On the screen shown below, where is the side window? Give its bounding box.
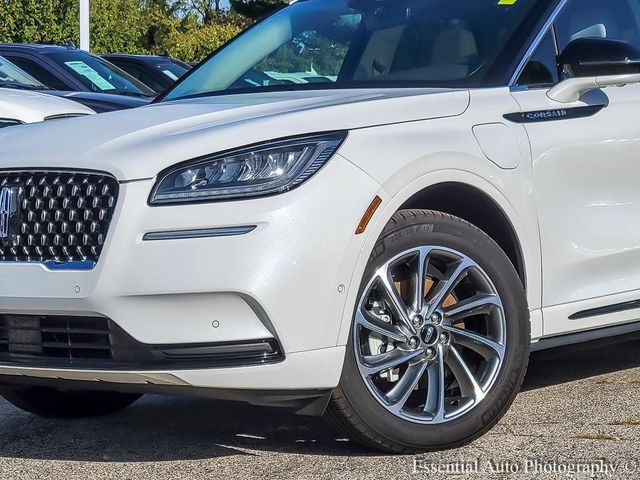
[114,62,163,91]
[4,56,69,90]
[516,31,559,87]
[555,0,640,54]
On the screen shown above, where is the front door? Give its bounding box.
[511,0,640,335]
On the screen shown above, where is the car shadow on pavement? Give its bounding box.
[523,331,640,391]
[1,331,640,462]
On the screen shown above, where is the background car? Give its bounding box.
[101,54,191,93]
[0,87,94,129]
[0,44,156,100]
[0,54,149,113]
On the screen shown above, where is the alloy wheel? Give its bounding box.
[353,246,506,424]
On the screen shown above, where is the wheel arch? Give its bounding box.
[337,169,541,347]
[399,182,526,288]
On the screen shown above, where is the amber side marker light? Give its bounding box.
[356,196,383,235]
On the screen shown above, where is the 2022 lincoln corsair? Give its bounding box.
[1,0,640,453]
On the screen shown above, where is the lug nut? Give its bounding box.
[439,332,450,344]
[430,312,442,324]
[408,337,420,349]
[426,347,436,360]
[412,314,424,328]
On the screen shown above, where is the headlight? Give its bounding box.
[149,132,347,204]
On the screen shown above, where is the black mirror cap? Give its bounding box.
[559,37,640,77]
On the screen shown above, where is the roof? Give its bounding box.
[0,43,80,53]
[102,54,171,60]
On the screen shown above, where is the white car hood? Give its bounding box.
[0,88,469,181]
[0,88,94,124]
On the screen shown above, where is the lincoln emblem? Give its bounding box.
[0,186,19,240]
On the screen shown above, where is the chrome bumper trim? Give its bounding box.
[143,225,256,241]
[0,365,189,386]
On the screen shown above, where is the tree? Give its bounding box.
[0,0,78,44]
[165,16,243,61]
[0,0,251,62]
[89,0,147,53]
[230,0,287,20]
[183,0,224,25]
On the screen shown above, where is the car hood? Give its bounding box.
[0,88,95,123]
[0,88,469,181]
[45,91,152,112]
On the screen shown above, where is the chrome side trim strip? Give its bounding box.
[143,225,257,241]
[508,0,569,86]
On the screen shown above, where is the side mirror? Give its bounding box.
[548,38,640,103]
[559,37,640,77]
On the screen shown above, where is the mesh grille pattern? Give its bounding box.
[0,315,112,362]
[0,171,118,264]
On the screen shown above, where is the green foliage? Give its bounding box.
[164,15,245,62]
[0,0,78,44]
[257,31,348,76]
[90,0,148,54]
[229,0,288,20]
[0,0,256,61]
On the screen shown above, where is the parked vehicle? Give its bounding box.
[101,54,191,93]
[0,54,149,113]
[1,0,639,453]
[0,87,94,128]
[0,44,155,100]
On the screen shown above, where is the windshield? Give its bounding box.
[45,50,155,97]
[164,0,548,101]
[0,55,45,89]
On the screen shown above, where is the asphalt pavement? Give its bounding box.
[1,333,640,479]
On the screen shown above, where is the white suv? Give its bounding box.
[0,0,638,453]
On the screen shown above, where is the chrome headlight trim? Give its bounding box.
[149,132,347,205]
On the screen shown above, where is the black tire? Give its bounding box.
[1,387,142,418]
[327,209,530,453]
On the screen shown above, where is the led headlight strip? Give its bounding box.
[149,132,347,205]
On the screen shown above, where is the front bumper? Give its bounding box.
[0,154,381,391]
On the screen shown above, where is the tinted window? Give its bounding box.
[155,62,188,81]
[111,61,165,92]
[0,56,45,88]
[44,51,155,96]
[555,0,640,52]
[516,31,559,86]
[4,56,69,90]
[164,0,548,101]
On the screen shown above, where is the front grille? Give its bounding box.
[0,171,119,264]
[0,314,284,369]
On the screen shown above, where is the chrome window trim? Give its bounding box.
[508,0,569,87]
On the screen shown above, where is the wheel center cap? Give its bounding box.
[421,325,439,346]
